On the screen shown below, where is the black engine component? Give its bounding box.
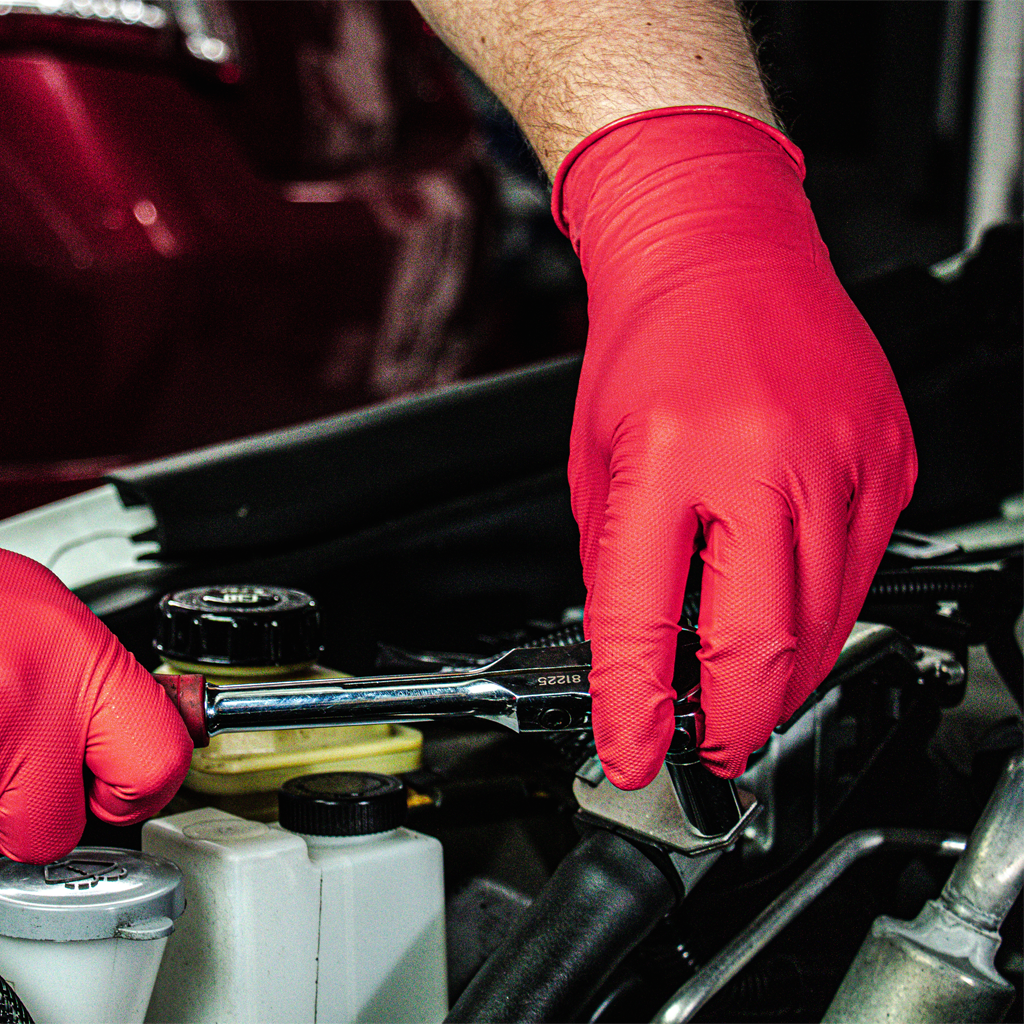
[446,830,678,1023]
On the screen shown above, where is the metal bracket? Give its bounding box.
[573,758,759,858]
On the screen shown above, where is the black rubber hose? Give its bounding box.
[445,830,679,1023]
[865,569,994,601]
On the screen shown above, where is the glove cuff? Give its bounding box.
[550,105,805,239]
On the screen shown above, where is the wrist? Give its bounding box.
[550,106,818,282]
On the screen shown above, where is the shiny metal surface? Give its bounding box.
[0,846,184,941]
[202,642,594,737]
[207,674,519,733]
[821,750,1022,1024]
[941,748,1024,930]
[821,901,1014,1024]
[651,829,968,1024]
[665,705,746,837]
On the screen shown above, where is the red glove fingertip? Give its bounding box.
[591,685,675,790]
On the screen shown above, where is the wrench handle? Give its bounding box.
[154,674,209,748]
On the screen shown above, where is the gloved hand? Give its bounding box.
[553,108,917,787]
[0,549,192,863]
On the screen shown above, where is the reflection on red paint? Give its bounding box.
[132,200,157,226]
[0,1,499,519]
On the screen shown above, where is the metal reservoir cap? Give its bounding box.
[154,585,323,667]
[0,848,185,942]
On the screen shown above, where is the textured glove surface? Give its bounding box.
[553,108,916,787]
[0,550,192,863]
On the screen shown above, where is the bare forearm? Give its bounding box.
[412,0,776,177]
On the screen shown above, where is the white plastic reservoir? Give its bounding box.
[142,772,447,1023]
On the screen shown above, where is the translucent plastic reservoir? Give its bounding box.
[142,804,447,1023]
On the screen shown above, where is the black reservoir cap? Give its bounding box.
[278,772,407,836]
[154,585,322,666]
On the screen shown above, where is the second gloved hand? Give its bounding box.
[553,108,917,787]
[0,549,193,863]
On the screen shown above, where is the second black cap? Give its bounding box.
[278,773,408,836]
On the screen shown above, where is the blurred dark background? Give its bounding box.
[750,0,977,282]
[0,0,1020,530]
[467,0,996,284]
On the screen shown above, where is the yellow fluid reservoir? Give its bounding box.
[153,585,422,820]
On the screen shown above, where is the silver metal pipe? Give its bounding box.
[821,749,1023,1024]
[650,829,968,1024]
[941,748,1024,931]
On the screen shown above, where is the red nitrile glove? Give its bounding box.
[0,549,192,863]
[553,108,916,787]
